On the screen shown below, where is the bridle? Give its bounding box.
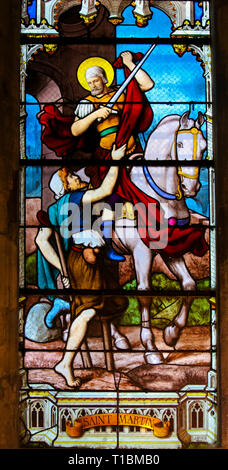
[143,126,202,201]
[175,127,202,181]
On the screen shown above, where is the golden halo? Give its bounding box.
[77,57,115,91]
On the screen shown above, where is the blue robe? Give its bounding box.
[37,190,84,290]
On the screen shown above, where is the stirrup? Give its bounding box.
[106,247,125,262]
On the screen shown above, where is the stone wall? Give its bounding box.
[0,1,20,448]
[213,0,228,449]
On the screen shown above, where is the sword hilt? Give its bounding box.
[97,105,118,122]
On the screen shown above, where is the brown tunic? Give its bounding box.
[67,248,128,318]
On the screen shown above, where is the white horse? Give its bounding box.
[113,111,207,364]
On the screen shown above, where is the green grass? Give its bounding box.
[123,273,210,292]
[26,252,37,286]
[188,442,216,449]
[120,274,210,328]
[25,254,211,328]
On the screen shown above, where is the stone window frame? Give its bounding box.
[189,401,204,429]
[30,401,45,428]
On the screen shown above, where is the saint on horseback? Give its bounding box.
[36,48,208,386]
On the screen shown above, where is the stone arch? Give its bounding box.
[25,65,64,211]
[51,405,57,426]
[145,408,160,418]
[162,408,175,432]
[27,45,44,63]
[189,401,204,429]
[53,0,81,26]
[30,401,45,428]
[26,69,63,109]
[60,408,73,432]
[26,50,65,104]
[77,408,91,418]
[94,408,109,415]
[152,1,194,29]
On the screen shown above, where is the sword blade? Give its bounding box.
[107,44,156,108]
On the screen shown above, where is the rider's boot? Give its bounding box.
[101,220,125,262]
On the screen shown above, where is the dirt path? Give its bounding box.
[25,326,211,391]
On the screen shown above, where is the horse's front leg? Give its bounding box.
[162,256,196,347]
[134,245,164,364]
[163,297,193,347]
[164,255,196,291]
[138,295,164,364]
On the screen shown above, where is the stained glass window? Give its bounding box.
[19,0,217,450]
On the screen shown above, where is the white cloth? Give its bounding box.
[74,99,95,119]
[72,230,105,248]
[49,171,65,200]
[49,169,90,199]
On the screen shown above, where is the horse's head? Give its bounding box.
[173,111,207,198]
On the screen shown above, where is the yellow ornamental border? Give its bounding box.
[66,413,171,439]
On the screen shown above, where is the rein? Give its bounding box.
[143,126,202,201]
[143,166,180,200]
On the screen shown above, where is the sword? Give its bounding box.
[97,43,156,121]
[108,44,156,108]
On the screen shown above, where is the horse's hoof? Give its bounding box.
[144,351,165,365]
[163,325,180,347]
[114,336,131,350]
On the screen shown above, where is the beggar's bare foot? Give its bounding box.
[55,360,82,388]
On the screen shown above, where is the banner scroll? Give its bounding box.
[66,413,171,438]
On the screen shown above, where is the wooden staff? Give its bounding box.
[37,209,92,368]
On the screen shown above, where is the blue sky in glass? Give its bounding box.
[26,167,41,198]
[26,94,41,159]
[116,7,207,137]
[187,168,209,217]
[195,2,203,21]
[28,0,36,20]
[117,5,172,38]
[116,6,208,216]
[25,94,41,197]
[116,43,206,134]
